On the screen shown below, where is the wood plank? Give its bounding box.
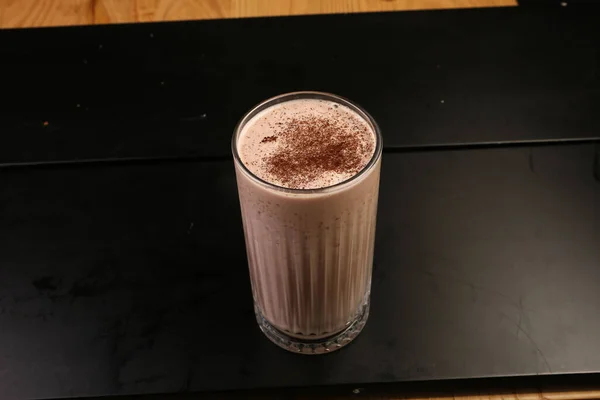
[0,0,517,28]
[93,0,234,25]
[89,390,600,400]
[0,0,93,28]
[385,394,600,400]
[232,0,516,18]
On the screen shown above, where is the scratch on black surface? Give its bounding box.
[181,367,193,392]
[423,269,440,295]
[180,114,207,122]
[141,317,163,339]
[127,375,166,385]
[469,282,477,303]
[376,371,396,381]
[138,311,166,351]
[422,269,534,314]
[13,294,36,304]
[100,317,127,391]
[385,338,397,349]
[516,296,524,338]
[36,309,54,322]
[594,144,600,183]
[68,265,120,300]
[499,311,552,373]
[32,275,61,292]
[528,148,536,174]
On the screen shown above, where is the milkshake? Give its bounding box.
[232,92,382,354]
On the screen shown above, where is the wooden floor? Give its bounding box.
[1,0,598,400]
[0,0,516,28]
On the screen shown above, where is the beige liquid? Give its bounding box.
[235,98,380,338]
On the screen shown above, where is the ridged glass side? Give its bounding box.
[235,160,380,353]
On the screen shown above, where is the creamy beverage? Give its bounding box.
[233,92,382,354]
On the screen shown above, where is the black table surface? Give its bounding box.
[1,5,600,167]
[1,5,600,400]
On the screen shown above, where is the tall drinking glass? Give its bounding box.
[232,92,382,354]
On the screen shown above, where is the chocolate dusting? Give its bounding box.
[265,113,374,189]
[260,135,278,144]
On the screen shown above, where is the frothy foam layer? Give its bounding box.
[238,99,376,189]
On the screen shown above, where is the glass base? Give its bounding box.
[254,299,370,355]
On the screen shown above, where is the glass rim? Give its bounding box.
[231,91,383,195]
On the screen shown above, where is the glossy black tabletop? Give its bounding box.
[1,4,600,400]
[1,5,600,166]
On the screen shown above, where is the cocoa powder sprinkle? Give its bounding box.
[265,113,374,189]
[260,135,278,144]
